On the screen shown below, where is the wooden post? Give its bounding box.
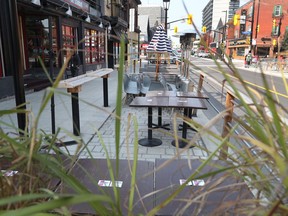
[155,53,160,80]
[197,74,204,92]
[219,92,234,160]
[192,74,205,117]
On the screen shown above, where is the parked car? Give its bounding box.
[148,52,179,64]
[197,50,210,58]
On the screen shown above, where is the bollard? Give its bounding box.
[219,92,234,160]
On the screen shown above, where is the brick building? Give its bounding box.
[226,0,288,59]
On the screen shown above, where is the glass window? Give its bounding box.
[84,28,105,64]
[237,47,245,56]
[272,26,279,36]
[26,17,58,69]
[99,32,105,62]
[274,5,282,16]
[62,25,77,62]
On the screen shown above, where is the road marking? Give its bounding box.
[207,66,288,99]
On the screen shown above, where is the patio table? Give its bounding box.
[129,96,207,147]
[146,91,176,130]
[154,159,254,215]
[57,158,154,215]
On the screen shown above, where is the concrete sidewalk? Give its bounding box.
[1,57,284,162]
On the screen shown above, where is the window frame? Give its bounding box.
[273,5,282,17]
[84,28,105,64]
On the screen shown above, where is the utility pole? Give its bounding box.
[250,0,256,53]
[254,0,260,55]
[222,10,227,57]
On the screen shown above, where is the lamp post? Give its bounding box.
[163,0,170,33]
[250,0,256,53]
[222,10,227,57]
[222,10,227,44]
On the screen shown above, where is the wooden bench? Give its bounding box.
[58,68,114,136]
[59,68,114,89]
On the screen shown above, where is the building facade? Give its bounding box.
[202,0,239,32]
[138,5,165,57]
[138,5,164,29]
[226,0,288,59]
[0,0,140,99]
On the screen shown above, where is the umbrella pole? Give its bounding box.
[155,53,160,80]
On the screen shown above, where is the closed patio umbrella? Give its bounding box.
[147,24,172,79]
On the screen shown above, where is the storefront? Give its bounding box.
[0,0,105,98]
[227,39,249,59]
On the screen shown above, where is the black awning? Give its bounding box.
[109,28,128,43]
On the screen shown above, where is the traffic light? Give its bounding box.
[187,14,192,25]
[272,39,277,46]
[256,24,260,32]
[202,26,207,33]
[233,14,239,26]
[273,19,276,27]
[174,26,178,33]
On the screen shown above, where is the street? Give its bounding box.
[188,56,288,108]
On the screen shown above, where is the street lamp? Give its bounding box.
[222,10,227,57]
[163,0,170,33]
[222,10,227,44]
[250,0,256,53]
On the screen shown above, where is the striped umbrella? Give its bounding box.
[147,24,172,53]
[147,24,172,79]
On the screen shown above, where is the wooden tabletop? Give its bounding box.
[58,159,154,215]
[145,90,209,99]
[154,159,254,215]
[145,90,176,97]
[176,91,209,99]
[129,96,207,110]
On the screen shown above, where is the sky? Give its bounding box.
[140,0,250,45]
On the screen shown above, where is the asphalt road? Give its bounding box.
[189,56,288,108]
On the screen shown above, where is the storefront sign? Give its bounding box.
[62,0,89,12]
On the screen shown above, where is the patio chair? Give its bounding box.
[159,73,177,91]
[124,74,140,104]
[140,75,151,95]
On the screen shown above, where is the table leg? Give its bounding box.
[103,77,108,107]
[139,107,162,147]
[71,92,80,136]
[178,108,197,132]
[152,107,170,130]
[172,108,194,148]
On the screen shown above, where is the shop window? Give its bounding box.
[99,32,105,62]
[236,47,245,56]
[85,29,105,64]
[26,17,58,69]
[62,25,77,63]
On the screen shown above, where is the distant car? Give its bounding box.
[197,50,210,58]
[148,53,178,64]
